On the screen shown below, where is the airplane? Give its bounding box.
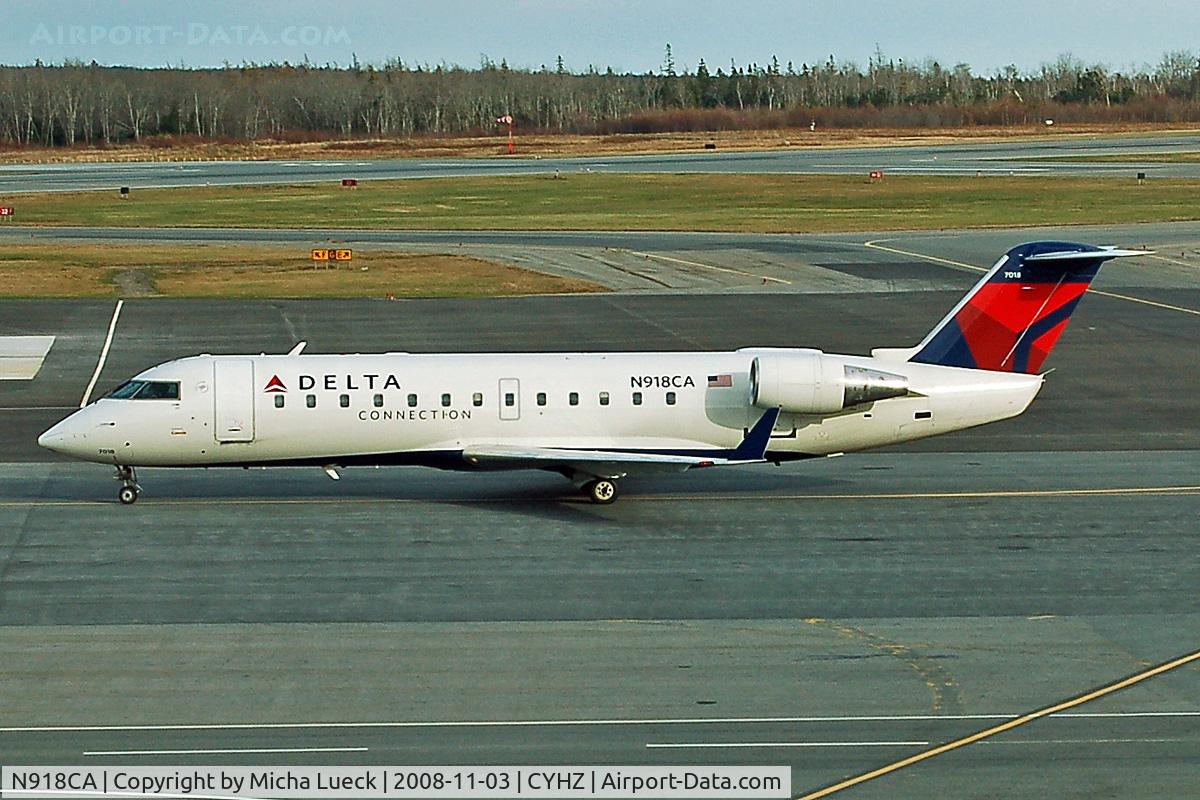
[38,241,1148,505]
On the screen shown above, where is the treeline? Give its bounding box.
[3,48,1200,147]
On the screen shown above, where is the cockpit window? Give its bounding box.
[106,380,146,399]
[105,380,180,400]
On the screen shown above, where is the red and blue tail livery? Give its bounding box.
[909,241,1144,374]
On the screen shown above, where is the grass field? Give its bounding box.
[0,243,603,298]
[7,173,1200,233]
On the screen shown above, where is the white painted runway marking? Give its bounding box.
[0,405,75,411]
[2,710,1195,734]
[647,741,928,749]
[80,299,123,407]
[845,166,1052,173]
[84,746,368,756]
[0,335,56,380]
[983,737,1193,746]
[652,735,1196,750]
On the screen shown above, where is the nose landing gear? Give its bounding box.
[115,465,141,505]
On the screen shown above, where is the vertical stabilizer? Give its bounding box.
[908,241,1146,373]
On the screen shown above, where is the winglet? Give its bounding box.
[730,407,781,461]
[288,341,307,356]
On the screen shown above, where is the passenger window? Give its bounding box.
[599,391,610,406]
[373,393,384,408]
[339,394,350,408]
[569,392,579,406]
[473,392,483,407]
[537,392,547,406]
[666,391,676,405]
[306,394,316,408]
[274,395,285,409]
[632,391,642,406]
[441,393,451,407]
[407,393,418,407]
[504,392,515,407]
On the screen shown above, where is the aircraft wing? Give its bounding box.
[462,445,715,477]
[461,407,782,479]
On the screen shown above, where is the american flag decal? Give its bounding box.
[707,374,732,387]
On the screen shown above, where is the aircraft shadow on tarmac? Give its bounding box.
[32,463,847,507]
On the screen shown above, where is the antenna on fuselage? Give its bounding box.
[288,341,307,356]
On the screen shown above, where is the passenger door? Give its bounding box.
[213,359,256,442]
[498,378,520,421]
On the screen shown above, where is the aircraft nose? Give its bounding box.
[38,418,85,454]
[38,421,68,451]
[37,429,64,450]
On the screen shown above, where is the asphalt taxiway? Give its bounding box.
[3,219,1199,294]
[0,454,1197,797]
[2,132,1200,193]
[4,222,1199,460]
[0,225,1197,797]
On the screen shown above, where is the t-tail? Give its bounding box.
[904,241,1148,373]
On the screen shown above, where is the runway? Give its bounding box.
[2,132,1200,193]
[1,225,1198,797]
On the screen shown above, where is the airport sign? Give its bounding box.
[311,248,353,261]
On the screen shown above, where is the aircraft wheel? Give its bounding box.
[586,479,618,505]
[118,485,139,505]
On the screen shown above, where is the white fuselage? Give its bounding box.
[41,348,1043,469]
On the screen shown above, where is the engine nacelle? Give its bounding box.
[749,349,909,414]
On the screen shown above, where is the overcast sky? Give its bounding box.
[2,0,1196,74]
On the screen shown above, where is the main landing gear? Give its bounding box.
[582,478,619,505]
[115,465,141,505]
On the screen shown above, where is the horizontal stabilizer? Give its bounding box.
[1025,247,1151,262]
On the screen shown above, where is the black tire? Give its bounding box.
[586,479,618,505]
[118,486,139,505]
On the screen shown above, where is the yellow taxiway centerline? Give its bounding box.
[796,647,1200,799]
[863,239,1200,316]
